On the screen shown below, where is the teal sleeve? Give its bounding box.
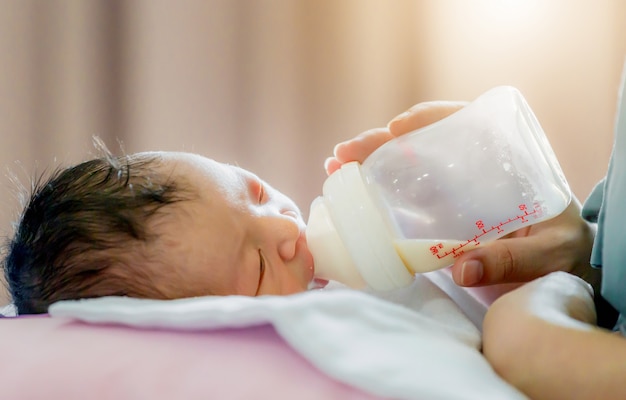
[581,179,605,269]
[582,61,626,324]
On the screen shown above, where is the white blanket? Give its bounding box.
[49,271,527,400]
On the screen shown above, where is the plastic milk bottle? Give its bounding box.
[306,86,571,291]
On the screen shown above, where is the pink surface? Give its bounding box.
[0,316,380,400]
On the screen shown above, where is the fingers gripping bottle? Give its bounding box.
[306,86,571,291]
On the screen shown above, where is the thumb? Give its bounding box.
[450,235,559,286]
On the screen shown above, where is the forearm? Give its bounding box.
[483,282,626,400]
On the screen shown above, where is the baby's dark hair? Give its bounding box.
[2,146,188,315]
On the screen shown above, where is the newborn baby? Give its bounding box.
[4,144,318,314]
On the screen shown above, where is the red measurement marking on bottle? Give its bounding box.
[431,202,545,260]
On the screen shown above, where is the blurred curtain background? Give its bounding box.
[1,0,625,303]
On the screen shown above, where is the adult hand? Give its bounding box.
[324,100,598,291]
[451,199,597,289]
[324,101,466,175]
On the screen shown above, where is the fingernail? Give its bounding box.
[461,260,483,286]
[323,157,334,169]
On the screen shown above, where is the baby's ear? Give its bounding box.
[388,101,466,137]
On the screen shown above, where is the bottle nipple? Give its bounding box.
[306,197,366,288]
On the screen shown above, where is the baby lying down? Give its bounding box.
[4,141,318,315]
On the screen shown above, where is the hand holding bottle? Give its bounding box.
[324,99,598,291]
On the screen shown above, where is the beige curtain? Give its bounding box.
[1,0,625,305]
[0,1,125,224]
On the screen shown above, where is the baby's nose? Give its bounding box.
[276,219,301,261]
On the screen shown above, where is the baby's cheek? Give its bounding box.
[147,240,210,298]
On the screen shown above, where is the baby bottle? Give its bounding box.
[306,86,571,291]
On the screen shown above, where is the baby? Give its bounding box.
[4,141,316,314]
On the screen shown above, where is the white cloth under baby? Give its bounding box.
[49,273,526,400]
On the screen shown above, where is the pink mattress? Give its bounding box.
[1,315,379,399]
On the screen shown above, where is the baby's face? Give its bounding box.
[147,152,314,297]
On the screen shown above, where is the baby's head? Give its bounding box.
[3,148,314,314]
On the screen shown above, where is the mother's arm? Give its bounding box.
[483,272,626,400]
